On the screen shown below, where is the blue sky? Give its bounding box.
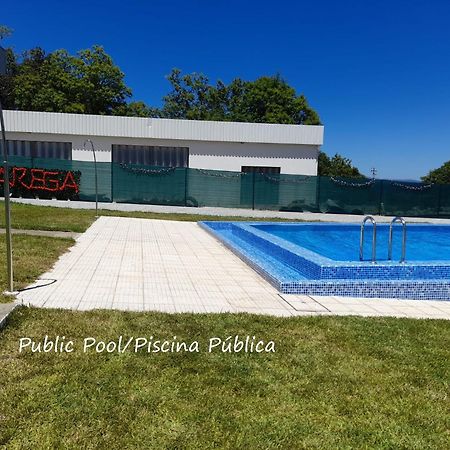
[2,0,450,180]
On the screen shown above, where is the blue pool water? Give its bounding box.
[253,224,450,262]
[200,221,450,300]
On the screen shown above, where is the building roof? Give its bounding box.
[4,110,324,146]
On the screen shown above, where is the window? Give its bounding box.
[112,145,189,168]
[6,140,72,160]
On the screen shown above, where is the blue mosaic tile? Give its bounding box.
[199,221,450,301]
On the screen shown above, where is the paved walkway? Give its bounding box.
[9,197,450,224]
[17,217,450,319]
[0,303,19,330]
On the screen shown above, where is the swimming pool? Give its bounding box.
[200,222,450,300]
[254,223,450,261]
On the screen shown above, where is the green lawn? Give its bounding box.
[0,234,74,303]
[0,201,294,233]
[0,308,449,449]
[0,201,449,448]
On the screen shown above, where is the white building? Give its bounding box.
[3,110,324,175]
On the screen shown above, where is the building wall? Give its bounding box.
[6,131,319,175]
[188,141,318,175]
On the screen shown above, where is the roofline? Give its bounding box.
[3,110,324,145]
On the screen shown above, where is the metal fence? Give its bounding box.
[1,156,449,218]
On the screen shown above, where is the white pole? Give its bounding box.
[0,100,13,293]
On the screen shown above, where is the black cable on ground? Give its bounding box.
[17,279,57,292]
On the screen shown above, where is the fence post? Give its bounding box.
[437,184,442,217]
[184,167,188,207]
[110,161,114,202]
[378,180,384,215]
[316,176,321,212]
[252,171,256,210]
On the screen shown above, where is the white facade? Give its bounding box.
[4,110,324,175]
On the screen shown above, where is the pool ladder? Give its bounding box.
[388,217,407,263]
[359,216,407,263]
[360,216,377,263]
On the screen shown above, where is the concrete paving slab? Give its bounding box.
[0,302,19,330]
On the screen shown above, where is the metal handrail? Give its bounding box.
[388,217,407,262]
[360,216,377,263]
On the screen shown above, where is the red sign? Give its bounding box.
[0,166,79,193]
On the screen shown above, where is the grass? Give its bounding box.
[0,201,448,448]
[0,201,295,233]
[0,307,449,449]
[0,234,74,303]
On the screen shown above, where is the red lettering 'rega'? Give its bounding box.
[30,169,46,189]
[60,171,79,193]
[43,171,60,191]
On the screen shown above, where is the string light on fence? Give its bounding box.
[391,181,433,191]
[262,174,312,184]
[195,168,244,179]
[330,176,376,188]
[119,163,176,175]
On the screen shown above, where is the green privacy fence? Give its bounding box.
[312,176,449,217]
[1,157,449,218]
[112,164,186,206]
[0,155,112,202]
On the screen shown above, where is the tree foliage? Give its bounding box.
[156,69,321,125]
[318,152,363,178]
[422,160,450,184]
[113,101,160,118]
[4,45,131,114]
[230,75,320,124]
[0,47,17,108]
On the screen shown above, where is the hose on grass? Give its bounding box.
[17,279,57,292]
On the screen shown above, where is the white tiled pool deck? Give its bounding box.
[17,217,450,320]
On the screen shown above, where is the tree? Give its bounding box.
[75,46,132,114]
[157,69,321,125]
[228,75,320,124]
[0,25,17,108]
[318,151,363,178]
[158,69,227,120]
[422,160,450,184]
[12,46,132,114]
[0,47,17,108]
[113,101,160,118]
